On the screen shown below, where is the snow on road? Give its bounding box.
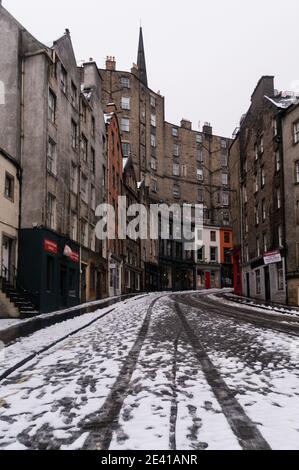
[0,291,298,450]
[182,300,299,450]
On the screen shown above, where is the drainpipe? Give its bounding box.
[279,111,289,305]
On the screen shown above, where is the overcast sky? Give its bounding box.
[4,0,299,136]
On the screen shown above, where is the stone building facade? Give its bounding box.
[0,5,107,313]
[229,76,299,305]
[99,28,233,291]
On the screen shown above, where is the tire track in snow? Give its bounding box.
[81,295,167,450]
[173,300,271,451]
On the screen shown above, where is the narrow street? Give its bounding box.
[0,291,299,451]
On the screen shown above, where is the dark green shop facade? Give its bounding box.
[18,228,80,313]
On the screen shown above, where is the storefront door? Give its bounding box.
[205,272,211,289]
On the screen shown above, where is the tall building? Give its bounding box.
[230,75,299,306]
[0,5,107,313]
[100,28,233,290]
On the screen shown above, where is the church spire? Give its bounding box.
[137,27,148,87]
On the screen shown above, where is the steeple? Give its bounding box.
[137,27,148,87]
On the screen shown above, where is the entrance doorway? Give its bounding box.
[60,266,68,307]
[246,272,250,297]
[205,272,211,289]
[264,266,271,301]
[81,264,87,303]
[1,235,14,283]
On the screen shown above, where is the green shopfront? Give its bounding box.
[18,228,80,313]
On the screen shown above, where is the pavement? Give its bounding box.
[0,290,298,451]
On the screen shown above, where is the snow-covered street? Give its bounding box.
[0,291,299,450]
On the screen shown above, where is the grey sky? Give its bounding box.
[4,0,299,137]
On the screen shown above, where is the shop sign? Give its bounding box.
[263,250,281,265]
[44,239,58,255]
[63,245,79,263]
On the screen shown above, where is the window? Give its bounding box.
[221,173,228,186]
[173,184,180,199]
[197,150,203,162]
[173,144,179,157]
[71,164,78,194]
[275,151,280,172]
[277,262,284,290]
[91,116,95,137]
[47,138,57,175]
[4,173,14,200]
[255,205,259,225]
[210,247,218,263]
[295,161,299,183]
[256,270,261,295]
[91,185,96,210]
[197,168,203,181]
[245,245,249,262]
[278,224,283,247]
[71,120,78,149]
[151,178,157,193]
[150,96,156,108]
[181,164,187,177]
[262,199,266,221]
[71,212,78,241]
[172,128,178,137]
[263,233,267,253]
[254,174,258,193]
[151,158,157,171]
[48,89,56,123]
[224,232,230,243]
[173,163,180,176]
[210,231,216,242]
[244,215,248,233]
[91,148,95,173]
[81,173,88,203]
[197,247,205,262]
[121,118,130,132]
[196,134,203,144]
[121,97,130,110]
[71,81,77,107]
[60,65,67,94]
[259,136,264,154]
[47,193,56,229]
[294,121,299,143]
[256,238,261,257]
[261,166,266,187]
[81,134,88,162]
[122,142,130,157]
[273,118,278,137]
[198,188,204,202]
[151,114,156,127]
[221,153,228,167]
[121,77,130,88]
[224,248,231,264]
[81,220,88,247]
[277,187,281,209]
[254,144,259,160]
[222,192,229,206]
[81,103,87,123]
[221,139,227,149]
[151,134,156,147]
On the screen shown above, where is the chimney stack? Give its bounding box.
[203,122,213,135]
[180,119,192,130]
[106,56,116,71]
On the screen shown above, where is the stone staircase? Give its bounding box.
[0,278,38,317]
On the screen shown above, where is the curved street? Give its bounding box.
[0,291,299,450]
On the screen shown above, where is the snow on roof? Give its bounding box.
[265,93,299,109]
[104,112,114,124]
[137,181,143,189]
[122,157,129,170]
